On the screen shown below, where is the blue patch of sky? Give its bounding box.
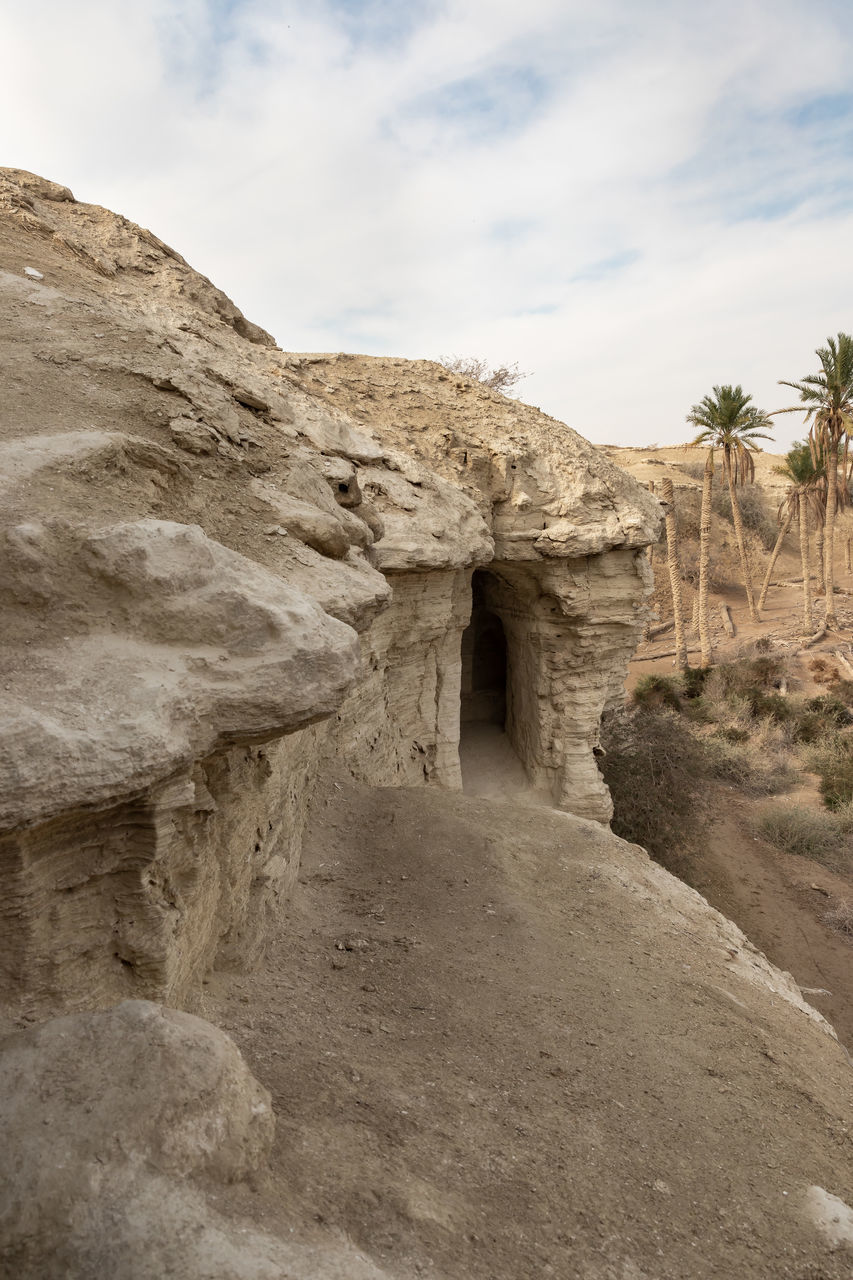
[514,302,560,317]
[324,0,439,51]
[394,65,552,147]
[155,0,270,104]
[788,93,853,129]
[489,217,539,244]
[669,91,853,224]
[570,249,640,284]
[317,303,396,350]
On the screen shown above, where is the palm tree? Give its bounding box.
[660,476,689,669]
[693,446,715,666]
[687,385,774,629]
[779,333,853,629]
[757,441,825,632]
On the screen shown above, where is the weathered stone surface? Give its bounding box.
[324,569,472,791]
[286,355,659,820]
[285,352,661,561]
[0,167,658,1014]
[471,549,653,820]
[1,516,360,830]
[1,728,323,1018]
[0,1001,387,1280]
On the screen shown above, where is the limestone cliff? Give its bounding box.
[2,171,852,1280]
[0,168,659,1017]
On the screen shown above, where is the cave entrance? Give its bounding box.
[459,571,534,802]
[461,575,507,728]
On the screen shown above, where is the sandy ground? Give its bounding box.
[201,777,853,1280]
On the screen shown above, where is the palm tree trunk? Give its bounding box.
[661,477,688,669]
[824,438,839,628]
[698,450,714,666]
[815,526,825,592]
[725,451,761,623]
[757,511,794,612]
[799,500,814,635]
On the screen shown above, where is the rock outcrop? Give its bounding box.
[0,168,659,1017]
[2,170,852,1280]
[0,1000,387,1280]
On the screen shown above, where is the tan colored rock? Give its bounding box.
[1,516,361,830]
[0,1001,388,1280]
[0,167,657,1019]
[285,352,661,561]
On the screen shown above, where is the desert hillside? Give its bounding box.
[0,169,851,1279]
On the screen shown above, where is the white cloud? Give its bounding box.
[1,0,851,449]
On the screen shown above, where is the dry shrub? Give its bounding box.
[438,356,527,396]
[698,655,794,738]
[754,805,852,869]
[712,485,778,551]
[809,657,837,685]
[799,735,853,809]
[680,460,706,483]
[822,898,853,938]
[701,653,788,711]
[599,706,709,872]
[703,733,798,795]
[829,678,853,706]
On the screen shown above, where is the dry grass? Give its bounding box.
[754,803,853,871]
[798,735,853,809]
[703,733,799,795]
[822,898,853,938]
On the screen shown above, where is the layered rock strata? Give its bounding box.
[0,169,659,1016]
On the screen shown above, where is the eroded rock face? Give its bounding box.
[1,730,322,1018]
[0,168,658,1016]
[0,1001,387,1280]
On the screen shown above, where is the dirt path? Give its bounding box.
[202,779,853,1280]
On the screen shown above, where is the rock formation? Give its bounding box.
[0,1000,388,1279]
[0,168,659,1019]
[8,172,851,1280]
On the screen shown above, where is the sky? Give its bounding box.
[3,0,852,450]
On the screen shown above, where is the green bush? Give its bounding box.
[793,711,834,745]
[599,706,708,871]
[713,726,750,744]
[704,655,787,701]
[698,655,790,728]
[792,696,853,745]
[632,674,682,711]
[681,667,711,700]
[747,691,792,723]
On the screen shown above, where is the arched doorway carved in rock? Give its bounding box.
[459,570,532,799]
[460,575,508,728]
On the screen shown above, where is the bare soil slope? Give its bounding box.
[689,788,853,1051]
[203,780,853,1280]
